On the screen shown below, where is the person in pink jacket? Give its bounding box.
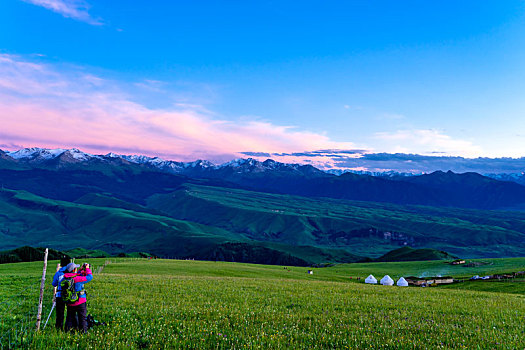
[63,262,93,333]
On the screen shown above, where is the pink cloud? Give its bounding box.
[0,54,356,163]
[373,129,482,157]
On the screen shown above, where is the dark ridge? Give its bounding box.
[0,246,70,264]
[195,242,310,266]
[375,246,458,262]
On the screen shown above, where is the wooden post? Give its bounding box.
[35,248,48,331]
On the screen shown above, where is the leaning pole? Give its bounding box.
[36,248,48,331]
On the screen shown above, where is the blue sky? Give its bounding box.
[1,0,525,167]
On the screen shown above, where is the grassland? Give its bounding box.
[147,184,525,258]
[3,181,525,265]
[4,183,525,263]
[0,188,365,265]
[1,257,524,349]
[0,188,240,255]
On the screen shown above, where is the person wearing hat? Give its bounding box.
[63,262,93,333]
[51,256,72,330]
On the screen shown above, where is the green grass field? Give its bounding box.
[1,258,524,349]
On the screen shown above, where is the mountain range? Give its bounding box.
[249,150,525,184]
[2,147,525,210]
[3,147,525,183]
[0,147,524,263]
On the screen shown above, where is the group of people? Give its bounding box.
[51,258,93,333]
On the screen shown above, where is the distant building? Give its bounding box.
[405,276,454,286]
[451,259,466,265]
[433,277,454,284]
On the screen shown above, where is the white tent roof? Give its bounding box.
[380,275,394,285]
[365,274,377,284]
[397,277,409,287]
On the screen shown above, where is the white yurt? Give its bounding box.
[380,275,394,286]
[365,274,377,284]
[397,277,409,287]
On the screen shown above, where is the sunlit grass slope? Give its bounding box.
[1,258,524,349]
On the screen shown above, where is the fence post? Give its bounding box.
[35,248,48,331]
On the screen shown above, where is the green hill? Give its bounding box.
[375,246,458,262]
[2,182,525,264]
[146,184,525,258]
[0,188,240,255]
[0,188,363,265]
[73,193,157,215]
[65,247,112,258]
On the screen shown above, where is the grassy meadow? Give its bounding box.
[1,258,524,349]
[148,184,525,258]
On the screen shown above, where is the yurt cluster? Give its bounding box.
[365,274,455,287]
[365,274,408,286]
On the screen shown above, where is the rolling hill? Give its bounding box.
[374,246,458,262]
[0,188,363,265]
[145,184,525,258]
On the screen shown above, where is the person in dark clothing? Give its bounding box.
[51,257,72,330]
[63,262,93,333]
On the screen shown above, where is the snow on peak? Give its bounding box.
[2,147,317,176]
[121,154,159,164]
[119,155,187,171]
[8,147,66,160]
[64,148,93,161]
[183,160,214,168]
[6,147,96,162]
[105,152,122,158]
[220,158,262,168]
[219,158,298,172]
[219,158,245,168]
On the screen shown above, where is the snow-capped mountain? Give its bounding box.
[219,158,282,172]
[8,147,68,161]
[215,158,326,177]
[2,147,525,186]
[120,154,166,165]
[67,149,92,161]
[183,160,214,169]
[7,147,96,162]
[3,147,525,212]
[118,154,183,172]
[0,147,325,177]
[325,169,421,178]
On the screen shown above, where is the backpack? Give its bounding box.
[60,276,82,304]
[87,314,107,329]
